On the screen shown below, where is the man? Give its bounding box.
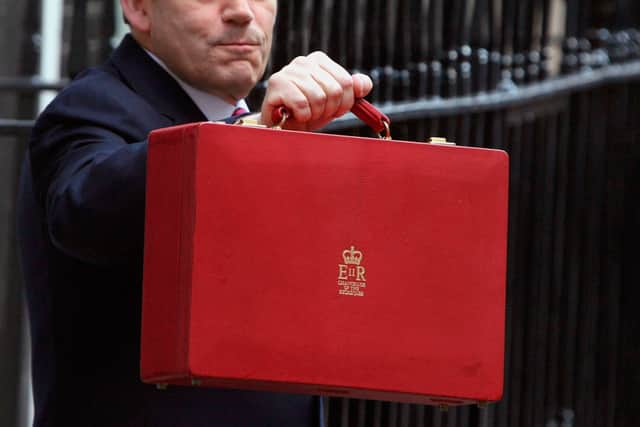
[17,0,372,425]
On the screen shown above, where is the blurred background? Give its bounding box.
[1,0,640,426]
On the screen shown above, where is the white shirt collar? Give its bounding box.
[144,49,249,121]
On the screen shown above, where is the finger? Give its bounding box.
[262,74,313,125]
[333,81,355,119]
[314,65,354,118]
[308,52,357,118]
[291,76,329,123]
[309,66,345,121]
[284,57,339,123]
[308,51,354,89]
[352,73,373,99]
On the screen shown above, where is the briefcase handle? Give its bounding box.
[272,98,392,140]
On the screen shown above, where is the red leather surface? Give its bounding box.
[141,123,509,404]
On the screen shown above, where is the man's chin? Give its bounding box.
[216,67,260,97]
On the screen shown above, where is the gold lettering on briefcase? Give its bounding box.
[338,246,366,297]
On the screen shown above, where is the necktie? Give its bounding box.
[232,107,249,117]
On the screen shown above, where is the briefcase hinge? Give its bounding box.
[428,137,456,146]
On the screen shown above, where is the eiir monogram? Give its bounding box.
[337,246,367,297]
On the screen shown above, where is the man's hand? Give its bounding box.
[259,52,373,131]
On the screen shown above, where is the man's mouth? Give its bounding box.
[215,43,260,55]
[209,32,264,55]
[217,40,260,46]
[214,40,262,56]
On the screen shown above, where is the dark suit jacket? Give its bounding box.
[17,34,318,427]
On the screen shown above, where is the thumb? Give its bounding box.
[351,73,373,99]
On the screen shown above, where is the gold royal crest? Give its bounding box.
[337,246,367,297]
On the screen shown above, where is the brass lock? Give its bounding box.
[428,137,456,146]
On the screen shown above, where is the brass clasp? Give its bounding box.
[234,111,288,130]
[234,117,267,128]
[428,137,456,146]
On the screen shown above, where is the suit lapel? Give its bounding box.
[108,34,208,125]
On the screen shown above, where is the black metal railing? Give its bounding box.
[1,1,640,426]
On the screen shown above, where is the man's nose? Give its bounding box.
[221,0,255,25]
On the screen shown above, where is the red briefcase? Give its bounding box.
[140,101,509,406]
